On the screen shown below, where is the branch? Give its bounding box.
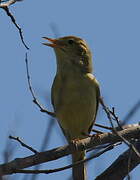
[95,140,140,180]
[0,125,139,176]
[0,0,29,50]
[25,53,55,117]
[7,143,120,175]
[100,98,140,158]
[0,0,23,7]
[9,135,38,154]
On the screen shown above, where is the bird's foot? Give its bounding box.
[70,139,82,151]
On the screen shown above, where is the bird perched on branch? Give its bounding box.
[43,36,100,180]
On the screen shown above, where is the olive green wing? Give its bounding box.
[51,75,62,111]
[51,75,56,109]
[88,78,100,133]
[51,75,70,141]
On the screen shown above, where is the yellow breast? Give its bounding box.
[52,73,99,140]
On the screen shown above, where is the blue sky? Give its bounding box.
[0,0,140,179]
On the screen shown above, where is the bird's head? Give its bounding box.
[43,36,93,73]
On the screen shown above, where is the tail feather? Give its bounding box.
[72,151,86,180]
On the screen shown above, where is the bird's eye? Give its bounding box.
[68,39,74,45]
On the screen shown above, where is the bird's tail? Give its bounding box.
[72,150,86,180]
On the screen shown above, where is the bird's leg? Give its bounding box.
[70,139,82,151]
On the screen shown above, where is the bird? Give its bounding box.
[43,36,100,180]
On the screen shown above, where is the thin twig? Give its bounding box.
[87,142,122,153]
[100,97,140,158]
[92,129,104,134]
[9,135,38,154]
[94,123,112,130]
[0,0,23,7]
[109,107,123,130]
[25,53,55,117]
[0,0,29,50]
[99,98,116,129]
[95,141,140,180]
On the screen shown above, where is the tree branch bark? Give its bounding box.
[95,141,140,180]
[0,125,140,176]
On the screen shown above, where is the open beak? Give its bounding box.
[42,37,61,48]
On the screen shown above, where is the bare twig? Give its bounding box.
[0,0,29,50]
[100,97,140,158]
[0,0,23,7]
[25,53,55,117]
[92,129,104,134]
[94,123,112,130]
[87,142,122,153]
[9,135,38,154]
[99,98,116,129]
[95,141,140,180]
[109,107,123,130]
[0,125,139,176]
